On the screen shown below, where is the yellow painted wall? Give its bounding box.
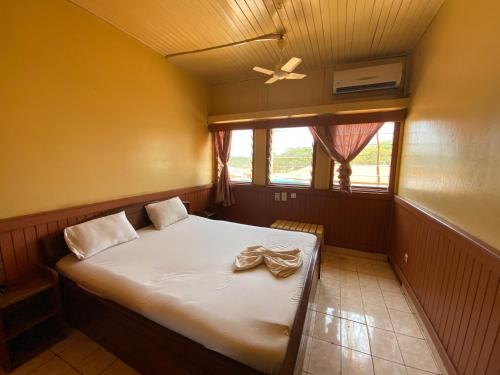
[0,0,212,218]
[399,0,500,250]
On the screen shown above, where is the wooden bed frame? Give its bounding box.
[40,201,320,375]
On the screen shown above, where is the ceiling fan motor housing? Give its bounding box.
[274,70,288,79]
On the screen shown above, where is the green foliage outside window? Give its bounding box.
[230,141,392,173]
[352,141,392,165]
[271,147,312,173]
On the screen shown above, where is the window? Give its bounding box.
[268,127,314,186]
[227,129,253,183]
[332,122,395,190]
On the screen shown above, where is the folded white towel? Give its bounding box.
[233,245,303,278]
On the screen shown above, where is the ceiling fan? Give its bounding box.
[253,57,307,84]
[252,37,306,84]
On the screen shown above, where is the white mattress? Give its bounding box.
[56,215,317,374]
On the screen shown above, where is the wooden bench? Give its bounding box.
[271,220,324,249]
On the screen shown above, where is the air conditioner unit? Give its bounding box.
[333,62,403,94]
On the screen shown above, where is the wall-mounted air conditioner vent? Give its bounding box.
[333,62,403,94]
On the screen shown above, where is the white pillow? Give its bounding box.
[64,211,138,260]
[145,196,188,230]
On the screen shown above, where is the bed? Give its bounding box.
[41,202,320,375]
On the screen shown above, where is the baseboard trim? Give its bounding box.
[325,245,388,261]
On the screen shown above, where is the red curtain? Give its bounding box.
[214,130,235,207]
[310,117,383,193]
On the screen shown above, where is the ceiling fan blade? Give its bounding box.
[265,77,279,84]
[286,73,307,79]
[281,57,302,73]
[253,66,274,75]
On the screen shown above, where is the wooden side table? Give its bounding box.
[194,209,218,220]
[0,266,63,372]
[270,220,324,249]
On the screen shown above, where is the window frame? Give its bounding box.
[329,121,401,194]
[265,127,317,188]
[227,129,255,185]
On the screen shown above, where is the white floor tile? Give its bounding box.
[364,304,394,331]
[313,312,341,344]
[307,339,342,375]
[373,357,407,375]
[382,291,412,313]
[341,347,374,375]
[368,327,403,364]
[389,309,424,338]
[341,296,366,324]
[397,334,439,374]
[341,319,371,355]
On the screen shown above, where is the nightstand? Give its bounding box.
[0,266,63,372]
[194,208,218,220]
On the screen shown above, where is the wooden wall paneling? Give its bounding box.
[442,249,466,349]
[450,260,481,363]
[0,233,16,283]
[457,268,489,373]
[448,255,474,355]
[389,196,500,375]
[421,229,435,312]
[10,229,28,277]
[430,233,447,320]
[24,226,39,266]
[434,240,454,333]
[471,274,498,373]
[220,185,393,252]
[409,218,422,291]
[47,222,59,235]
[477,293,499,374]
[34,224,49,244]
[0,184,214,284]
[436,241,457,337]
[429,232,443,317]
[57,219,68,231]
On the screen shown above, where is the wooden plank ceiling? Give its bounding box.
[70,0,445,84]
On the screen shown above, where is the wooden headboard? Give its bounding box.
[40,200,190,268]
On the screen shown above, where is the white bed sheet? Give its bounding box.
[56,215,317,374]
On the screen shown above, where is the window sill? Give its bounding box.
[230,181,254,186]
[266,183,313,189]
[331,186,391,194]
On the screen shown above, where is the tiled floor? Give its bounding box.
[0,329,139,375]
[1,249,445,375]
[302,249,446,375]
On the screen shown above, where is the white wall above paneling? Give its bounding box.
[70,0,445,84]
